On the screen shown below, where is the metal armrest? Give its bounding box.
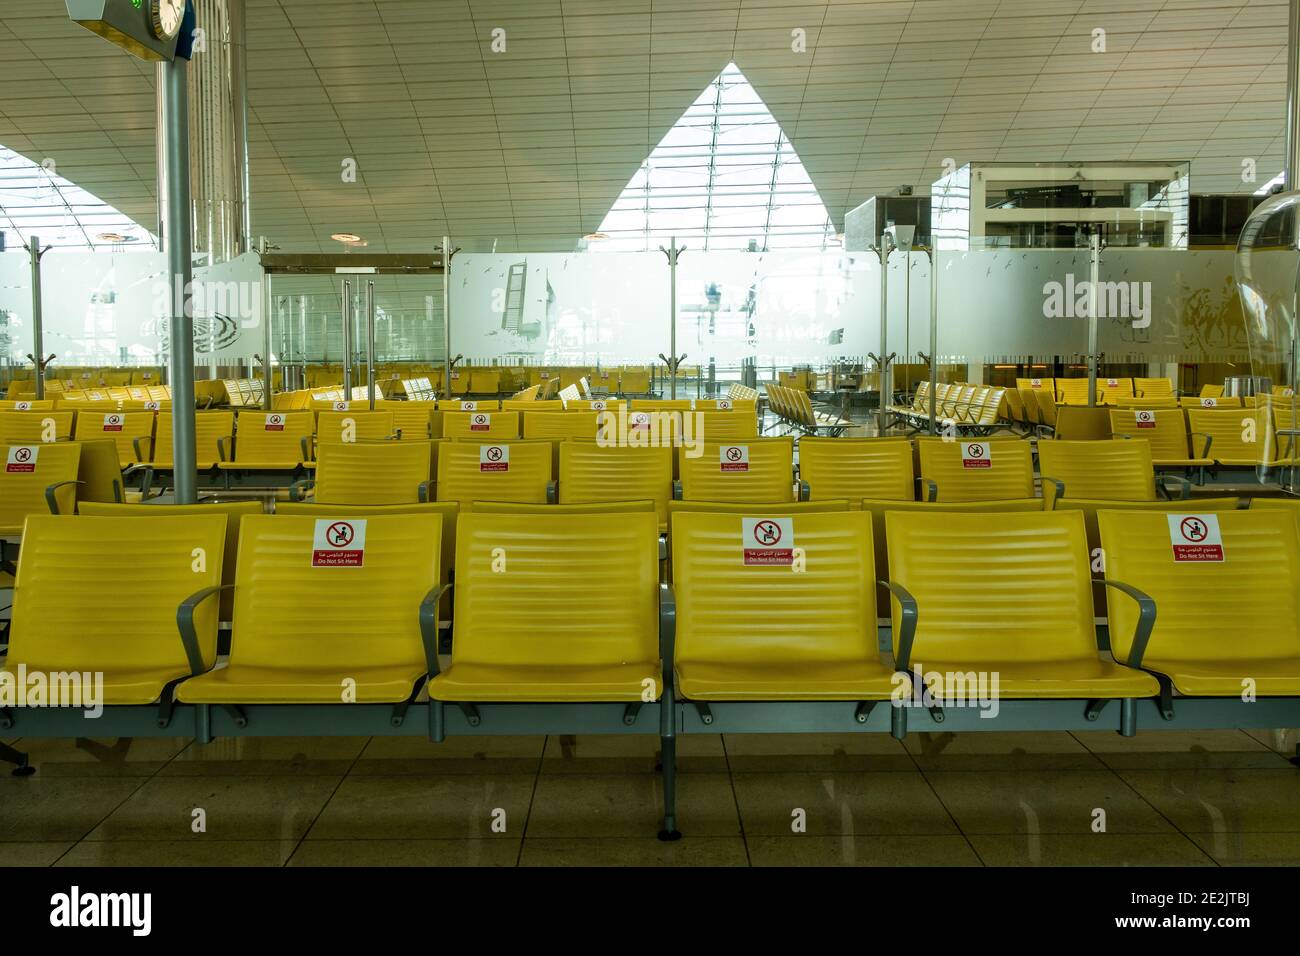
[216,434,233,462]
[546,479,557,504]
[672,479,682,500]
[799,479,810,501]
[1157,474,1192,500]
[418,582,453,676]
[1040,475,1065,505]
[176,584,232,676]
[1098,578,1157,667]
[131,435,154,462]
[288,478,316,502]
[1189,431,1213,459]
[418,480,430,503]
[44,479,82,514]
[659,583,676,697]
[921,477,938,502]
[300,435,314,463]
[880,579,919,671]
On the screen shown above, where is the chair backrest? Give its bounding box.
[886,509,1096,665]
[678,438,795,503]
[1181,395,1241,409]
[1054,378,1090,405]
[152,410,234,467]
[696,411,758,442]
[316,410,396,444]
[313,440,432,505]
[671,510,877,667]
[1033,389,1058,428]
[1100,508,1300,663]
[233,411,313,465]
[1108,407,1193,460]
[441,410,520,440]
[1187,407,1275,463]
[559,442,673,529]
[72,410,153,465]
[438,399,502,412]
[1098,377,1134,404]
[229,514,439,674]
[1134,377,1175,400]
[77,501,262,619]
[7,514,226,680]
[799,437,913,501]
[387,403,435,440]
[1055,496,1240,556]
[436,440,551,507]
[0,441,82,530]
[1037,439,1156,507]
[74,439,124,503]
[1199,384,1225,398]
[668,499,852,520]
[451,512,659,668]
[469,499,657,516]
[522,411,601,440]
[916,438,1034,501]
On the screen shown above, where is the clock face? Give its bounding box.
[150,0,184,41]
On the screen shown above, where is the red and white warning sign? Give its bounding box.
[144,401,161,411]
[720,444,750,472]
[264,413,286,431]
[312,519,367,567]
[1167,513,1224,562]
[333,401,350,411]
[1029,378,1042,388]
[480,444,509,472]
[742,516,794,566]
[590,400,607,412]
[14,401,31,411]
[102,413,124,432]
[629,411,651,431]
[459,401,477,411]
[1135,410,1156,429]
[717,399,733,411]
[1200,397,1218,407]
[470,412,491,431]
[6,445,37,473]
[961,441,990,469]
[1106,378,1119,388]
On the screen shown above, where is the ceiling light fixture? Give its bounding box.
[331,232,363,243]
[583,232,610,241]
[96,232,135,243]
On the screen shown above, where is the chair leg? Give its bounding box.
[658,733,681,841]
[0,740,34,776]
[1291,743,1300,769]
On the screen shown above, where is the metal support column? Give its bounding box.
[875,232,895,435]
[162,54,198,504]
[229,0,252,254]
[441,236,451,395]
[341,279,353,395]
[262,262,273,409]
[365,280,376,409]
[659,238,685,400]
[1087,230,1102,407]
[927,245,938,435]
[27,236,47,400]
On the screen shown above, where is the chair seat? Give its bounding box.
[150,460,222,470]
[0,663,186,705]
[217,460,306,470]
[428,661,660,702]
[1141,657,1300,696]
[917,657,1159,699]
[176,663,424,704]
[676,659,902,701]
[1154,458,1214,468]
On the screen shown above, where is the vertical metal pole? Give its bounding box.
[1087,230,1101,407]
[366,280,376,409]
[878,236,890,436]
[669,237,678,400]
[163,55,198,504]
[299,294,307,389]
[262,270,273,409]
[229,0,252,254]
[28,236,44,400]
[927,246,938,435]
[442,236,452,396]
[341,279,353,395]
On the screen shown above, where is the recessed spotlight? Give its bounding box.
[583,232,609,241]
[331,233,363,243]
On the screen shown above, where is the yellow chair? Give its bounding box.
[0,400,54,411]
[437,399,501,412]
[299,440,432,505]
[1134,377,1175,401]
[1099,508,1300,698]
[1186,407,1278,466]
[522,411,601,440]
[76,439,129,503]
[220,411,313,471]
[885,509,1159,700]
[916,437,1034,501]
[72,410,154,469]
[0,441,82,533]
[695,411,758,442]
[436,440,553,508]
[3,514,227,704]
[429,512,660,701]
[1181,395,1241,409]
[558,443,673,531]
[1054,378,1091,405]
[1037,439,1166,508]
[1098,377,1134,404]
[390,404,436,440]
[315,410,397,446]
[798,437,914,502]
[78,501,262,620]
[177,514,441,705]
[469,499,657,516]
[1055,496,1241,562]
[1109,407,1211,467]
[670,510,901,702]
[144,410,234,471]
[442,410,520,440]
[0,410,75,445]
[677,438,795,503]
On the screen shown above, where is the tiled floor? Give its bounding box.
[2,729,1298,867]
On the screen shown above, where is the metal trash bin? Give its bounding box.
[1222,374,1272,397]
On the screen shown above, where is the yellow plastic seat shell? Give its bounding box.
[178,514,442,704]
[429,512,661,702]
[885,509,1160,699]
[916,437,1035,502]
[558,442,673,530]
[0,441,82,533]
[678,437,795,503]
[436,440,552,508]
[1037,439,1157,507]
[1099,508,1300,696]
[671,510,901,701]
[799,436,914,502]
[310,440,432,505]
[3,514,227,704]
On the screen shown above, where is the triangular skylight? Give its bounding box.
[589,63,837,253]
[0,145,156,251]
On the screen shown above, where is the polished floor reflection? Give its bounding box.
[1,730,1297,867]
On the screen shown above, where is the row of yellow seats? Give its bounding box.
[1018,376,1175,404]
[7,505,1298,724]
